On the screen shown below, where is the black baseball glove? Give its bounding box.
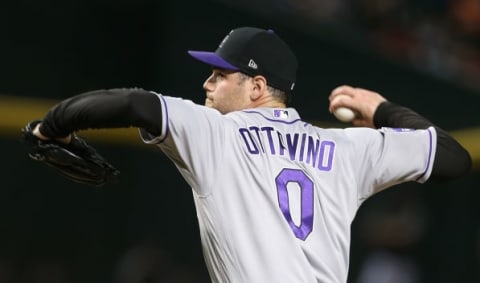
[21,120,120,187]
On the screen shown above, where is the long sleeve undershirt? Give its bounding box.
[374,101,472,180]
[40,88,163,137]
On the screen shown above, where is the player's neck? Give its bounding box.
[248,96,286,109]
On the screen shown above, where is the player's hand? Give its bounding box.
[328,85,387,128]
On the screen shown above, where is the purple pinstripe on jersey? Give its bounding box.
[416,128,434,181]
[158,95,170,143]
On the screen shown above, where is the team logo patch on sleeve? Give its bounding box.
[273,109,289,119]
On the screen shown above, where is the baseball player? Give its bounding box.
[27,27,471,282]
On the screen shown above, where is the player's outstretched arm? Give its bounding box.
[22,88,165,186]
[34,88,163,140]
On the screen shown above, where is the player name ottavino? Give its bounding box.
[238,126,335,172]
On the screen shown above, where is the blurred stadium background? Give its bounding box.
[0,0,478,282]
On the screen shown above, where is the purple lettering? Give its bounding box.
[239,128,259,154]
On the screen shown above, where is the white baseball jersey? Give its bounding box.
[140,93,437,283]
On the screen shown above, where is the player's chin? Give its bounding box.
[205,99,213,108]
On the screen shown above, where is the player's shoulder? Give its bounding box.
[377,126,436,136]
[320,127,381,144]
[161,95,198,106]
[340,126,435,143]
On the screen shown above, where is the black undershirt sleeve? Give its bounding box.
[373,101,472,180]
[39,88,163,138]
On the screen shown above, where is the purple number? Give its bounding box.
[275,169,314,241]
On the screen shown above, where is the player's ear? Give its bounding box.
[250,75,267,101]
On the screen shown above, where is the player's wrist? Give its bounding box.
[33,123,50,140]
[34,122,72,144]
[372,101,394,128]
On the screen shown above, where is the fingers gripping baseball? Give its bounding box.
[329,85,387,127]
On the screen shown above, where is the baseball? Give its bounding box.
[333,107,356,123]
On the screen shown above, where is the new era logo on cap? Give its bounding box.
[248,59,258,69]
[187,27,298,93]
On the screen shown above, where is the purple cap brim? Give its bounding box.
[188,51,240,71]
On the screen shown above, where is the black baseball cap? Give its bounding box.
[188,27,298,93]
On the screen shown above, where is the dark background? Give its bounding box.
[0,0,478,282]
